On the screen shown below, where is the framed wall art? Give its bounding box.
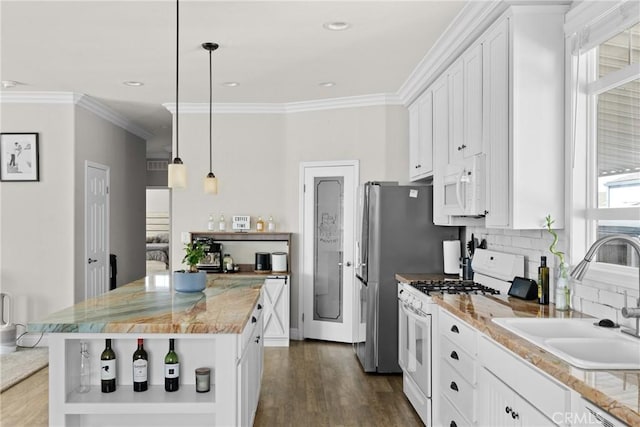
[0,133,39,181]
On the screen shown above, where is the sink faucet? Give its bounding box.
[570,234,640,339]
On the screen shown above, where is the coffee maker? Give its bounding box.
[194,237,222,272]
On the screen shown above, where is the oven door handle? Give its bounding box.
[401,302,429,321]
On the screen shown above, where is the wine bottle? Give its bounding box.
[132,338,148,392]
[164,339,179,392]
[100,339,116,393]
[538,256,550,305]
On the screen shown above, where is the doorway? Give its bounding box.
[300,160,358,342]
[84,161,110,300]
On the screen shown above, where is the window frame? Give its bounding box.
[567,1,640,291]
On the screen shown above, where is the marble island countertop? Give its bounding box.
[395,273,640,425]
[28,274,263,335]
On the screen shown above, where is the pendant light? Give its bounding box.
[168,0,186,188]
[202,42,219,194]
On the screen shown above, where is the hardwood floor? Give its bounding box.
[254,340,422,427]
[0,341,421,426]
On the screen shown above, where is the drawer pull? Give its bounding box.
[255,335,261,344]
[512,411,519,420]
[505,406,511,414]
[450,381,458,392]
[450,422,457,427]
[257,304,263,310]
[450,351,459,360]
[450,325,459,334]
[251,316,257,324]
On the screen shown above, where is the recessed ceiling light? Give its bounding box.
[1,80,18,89]
[222,82,239,87]
[123,81,144,87]
[323,21,351,31]
[319,81,336,87]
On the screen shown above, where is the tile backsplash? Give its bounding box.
[466,226,639,330]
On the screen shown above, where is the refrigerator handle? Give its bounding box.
[356,274,367,286]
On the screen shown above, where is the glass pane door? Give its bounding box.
[313,177,344,323]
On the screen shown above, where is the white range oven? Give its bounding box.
[397,279,501,426]
[397,249,522,426]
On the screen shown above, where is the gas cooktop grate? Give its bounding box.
[409,279,500,296]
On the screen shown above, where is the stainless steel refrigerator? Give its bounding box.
[355,182,460,373]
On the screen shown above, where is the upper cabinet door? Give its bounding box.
[409,90,434,181]
[463,43,483,158]
[448,58,465,167]
[483,17,510,229]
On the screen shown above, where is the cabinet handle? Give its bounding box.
[450,351,459,360]
[450,422,457,427]
[484,210,489,215]
[255,335,261,344]
[449,381,458,392]
[450,325,459,334]
[257,304,263,310]
[505,406,511,414]
[457,146,463,151]
[461,144,467,149]
[251,316,257,324]
[512,412,519,420]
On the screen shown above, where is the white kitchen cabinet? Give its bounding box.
[432,74,451,226]
[448,42,483,169]
[238,304,264,427]
[482,6,567,229]
[478,367,555,427]
[478,335,570,427]
[263,276,290,347]
[439,309,479,426]
[409,90,434,181]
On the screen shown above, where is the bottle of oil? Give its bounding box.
[256,216,265,232]
[538,256,549,305]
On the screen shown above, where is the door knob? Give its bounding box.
[88,258,98,264]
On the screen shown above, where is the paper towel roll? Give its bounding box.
[443,240,461,275]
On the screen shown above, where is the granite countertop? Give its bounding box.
[27,274,264,335]
[395,273,640,425]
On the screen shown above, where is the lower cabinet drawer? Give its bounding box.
[440,357,476,423]
[441,335,476,385]
[440,393,472,427]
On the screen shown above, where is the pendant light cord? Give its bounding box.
[175,0,180,160]
[209,47,213,173]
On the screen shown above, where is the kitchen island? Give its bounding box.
[28,274,265,426]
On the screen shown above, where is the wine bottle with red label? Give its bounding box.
[132,338,148,392]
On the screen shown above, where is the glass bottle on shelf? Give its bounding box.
[267,215,276,232]
[218,214,226,231]
[207,214,215,231]
[78,341,90,393]
[256,216,265,232]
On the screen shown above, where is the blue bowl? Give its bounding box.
[173,271,207,293]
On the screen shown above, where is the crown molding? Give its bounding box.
[0,91,153,140]
[163,93,402,115]
[397,0,507,106]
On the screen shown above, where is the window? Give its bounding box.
[590,25,640,267]
[569,3,640,281]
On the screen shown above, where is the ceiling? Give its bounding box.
[0,0,466,156]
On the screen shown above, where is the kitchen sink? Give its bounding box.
[492,318,640,370]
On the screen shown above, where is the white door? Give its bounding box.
[85,162,110,300]
[301,161,358,342]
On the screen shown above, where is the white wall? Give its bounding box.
[0,104,76,327]
[171,105,409,330]
[75,107,147,292]
[146,188,170,213]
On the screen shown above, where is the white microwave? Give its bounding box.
[442,154,486,217]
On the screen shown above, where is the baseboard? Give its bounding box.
[264,337,290,347]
